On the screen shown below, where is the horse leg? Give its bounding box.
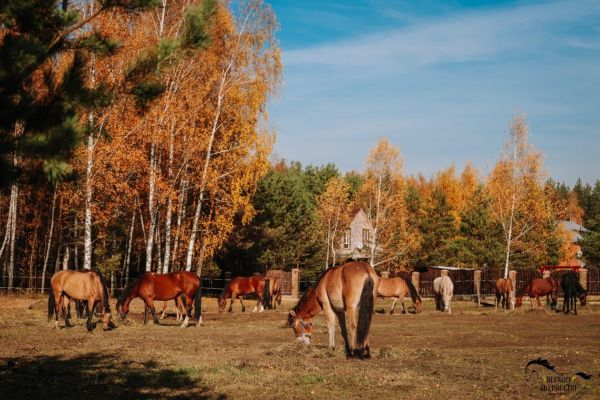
[322,301,337,349]
[143,304,148,325]
[536,296,542,308]
[160,301,168,319]
[346,306,359,357]
[228,292,236,312]
[62,296,73,327]
[86,299,95,331]
[399,295,406,314]
[389,298,397,314]
[238,296,246,313]
[334,310,351,357]
[146,299,160,324]
[180,295,193,328]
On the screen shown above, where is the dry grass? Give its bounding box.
[1,295,599,399]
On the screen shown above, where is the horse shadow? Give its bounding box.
[0,353,227,399]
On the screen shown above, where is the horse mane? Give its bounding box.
[94,269,111,313]
[403,277,421,303]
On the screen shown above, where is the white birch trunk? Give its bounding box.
[41,186,58,292]
[123,211,135,286]
[62,246,70,270]
[162,127,175,273]
[145,141,157,272]
[185,12,252,272]
[7,182,18,291]
[172,178,187,270]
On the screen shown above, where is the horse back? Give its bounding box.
[51,270,101,301]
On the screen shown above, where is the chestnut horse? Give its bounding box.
[377,276,421,314]
[433,276,453,313]
[48,270,113,331]
[218,274,271,313]
[561,272,587,315]
[495,278,514,309]
[287,262,379,359]
[117,271,202,328]
[515,277,558,309]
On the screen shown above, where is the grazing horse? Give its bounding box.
[48,270,113,331]
[287,262,379,359]
[515,277,558,309]
[561,272,587,315]
[433,276,453,313]
[495,278,514,309]
[218,274,271,313]
[117,271,202,328]
[377,276,422,314]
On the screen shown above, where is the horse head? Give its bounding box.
[515,296,523,307]
[288,310,312,345]
[414,299,422,314]
[217,294,227,312]
[102,311,115,331]
[117,300,129,322]
[579,291,587,306]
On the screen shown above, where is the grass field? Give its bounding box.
[0,294,599,399]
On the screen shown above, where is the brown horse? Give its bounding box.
[48,270,113,331]
[495,278,514,309]
[377,276,421,314]
[287,262,379,359]
[515,277,558,309]
[117,271,202,328]
[218,274,271,313]
[265,272,283,309]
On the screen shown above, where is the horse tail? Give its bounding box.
[47,289,56,322]
[263,278,271,309]
[404,277,420,304]
[356,275,374,350]
[193,280,203,323]
[95,269,111,313]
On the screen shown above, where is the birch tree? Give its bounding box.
[315,177,350,268]
[487,114,553,278]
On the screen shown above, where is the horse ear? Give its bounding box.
[289,310,296,318]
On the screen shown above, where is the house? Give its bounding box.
[559,220,589,267]
[337,208,374,262]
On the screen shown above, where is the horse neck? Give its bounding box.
[121,284,139,309]
[295,290,320,319]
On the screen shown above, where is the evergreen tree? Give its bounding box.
[415,189,458,266]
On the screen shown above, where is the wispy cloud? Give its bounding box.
[284,0,600,71]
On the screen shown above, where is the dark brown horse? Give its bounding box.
[561,272,587,315]
[48,270,113,331]
[218,274,271,313]
[377,276,421,314]
[515,277,558,309]
[117,271,202,328]
[495,278,514,309]
[287,262,379,359]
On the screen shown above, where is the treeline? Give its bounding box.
[0,0,281,291]
[218,118,600,279]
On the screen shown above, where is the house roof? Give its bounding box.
[559,220,589,242]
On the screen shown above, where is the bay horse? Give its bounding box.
[433,276,453,313]
[218,274,271,313]
[515,277,558,309]
[494,278,514,309]
[47,270,113,331]
[287,262,379,359]
[377,276,421,314]
[117,271,202,328]
[561,272,587,315]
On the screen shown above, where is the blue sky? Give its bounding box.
[267,0,600,185]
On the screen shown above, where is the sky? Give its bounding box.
[267,0,600,185]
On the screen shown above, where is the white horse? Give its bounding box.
[433,276,453,313]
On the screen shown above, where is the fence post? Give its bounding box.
[474,270,481,306]
[509,270,517,308]
[411,271,420,294]
[291,268,300,299]
[579,268,588,291]
[440,269,449,277]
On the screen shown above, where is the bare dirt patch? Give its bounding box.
[1,295,599,399]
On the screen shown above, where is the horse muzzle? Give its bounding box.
[296,335,311,345]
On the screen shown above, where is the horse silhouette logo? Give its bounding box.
[524,358,591,393]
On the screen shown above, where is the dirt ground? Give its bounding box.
[0,294,599,400]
